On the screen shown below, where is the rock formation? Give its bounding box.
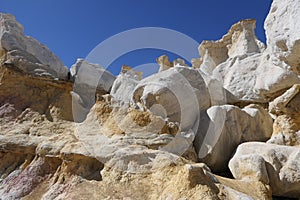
[1,0,300,199]
[196,19,265,74]
[199,18,300,103]
[264,0,300,75]
[0,13,68,79]
[229,142,300,198]
[195,104,273,172]
[110,65,141,104]
[70,58,115,122]
[156,55,173,72]
[132,66,210,131]
[156,55,189,72]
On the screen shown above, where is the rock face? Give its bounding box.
[265,0,300,75]
[110,65,141,104]
[1,0,300,199]
[156,55,189,72]
[70,59,115,122]
[197,19,265,74]
[213,53,300,103]
[70,59,116,92]
[0,66,73,123]
[195,104,273,172]
[0,65,271,199]
[132,66,210,131]
[196,18,300,103]
[229,142,300,198]
[268,84,300,146]
[0,13,68,79]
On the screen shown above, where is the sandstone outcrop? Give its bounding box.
[156,55,189,72]
[156,55,173,72]
[0,66,73,123]
[229,142,300,198]
[70,58,115,122]
[70,59,116,92]
[213,52,300,103]
[110,65,141,104]
[195,18,300,103]
[265,0,300,75]
[0,13,68,79]
[1,0,300,199]
[132,66,210,131]
[195,104,273,172]
[0,66,270,199]
[197,19,265,74]
[268,84,300,146]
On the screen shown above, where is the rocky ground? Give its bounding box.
[0,0,300,199]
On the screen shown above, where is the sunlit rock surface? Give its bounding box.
[0,13,68,79]
[1,0,300,198]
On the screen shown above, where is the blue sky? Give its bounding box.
[0,0,272,76]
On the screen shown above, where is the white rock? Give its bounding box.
[0,13,68,79]
[102,146,183,174]
[161,129,196,159]
[264,0,300,74]
[200,72,238,106]
[195,104,273,172]
[71,59,115,122]
[269,84,300,115]
[110,66,141,104]
[213,53,300,103]
[132,66,210,131]
[70,59,115,92]
[198,19,265,75]
[70,91,90,123]
[198,40,228,74]
[196,18,300,103]
[81,100,197,161]
[227,19,265,58]
[229,142,300,198]
[111,74,138,104]
[74,102,179,161]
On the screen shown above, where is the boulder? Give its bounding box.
[75,99,177,152]
[132,66,210,131]
[195,104,273,172]
[268,84,300,146]
[70,59,115,92]
[265,0,300,75]
[198,19,265,75]
[110,65,141,104]
[229,142,300,198]
[0,13,68,79]
[70,59,115,122]
[213,52,300,103]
